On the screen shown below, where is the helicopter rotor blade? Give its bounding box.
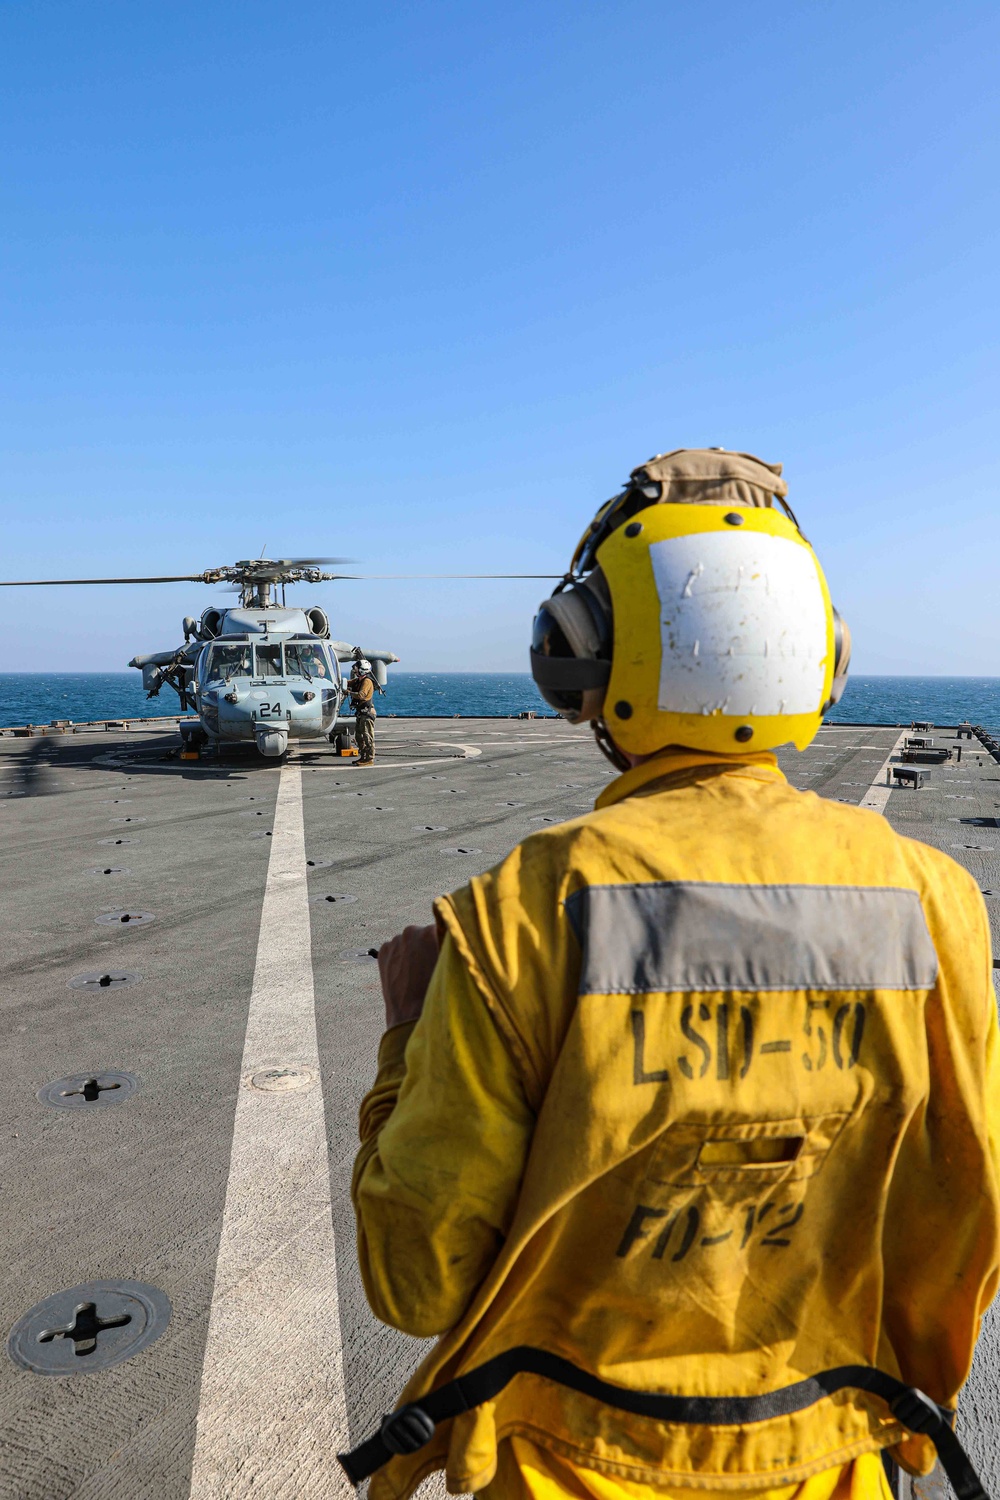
[0,575,213,586]
[321,573,565,580]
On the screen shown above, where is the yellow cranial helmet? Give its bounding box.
[529,449,851,758]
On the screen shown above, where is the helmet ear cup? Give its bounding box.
[530,569,614,723]
[826,608,851,708]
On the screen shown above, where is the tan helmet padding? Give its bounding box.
[630,448,788,508]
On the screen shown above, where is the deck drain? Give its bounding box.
[7,1280,170,1375]
[68,972,140,991]
[309,892,358,906]
[414,825,447,832]
[340,948,380,963]
[305,858,335,869]
[98,836,139,846]
[86,867,131,877]
[38,1070,140,1108]
[248,1064,317,1092]
[95,910,156,927]
[441,847,481,856]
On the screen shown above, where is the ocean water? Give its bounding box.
[2,672,1000,730]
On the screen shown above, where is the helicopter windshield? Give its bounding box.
[205,644,252,681]
[284,643,333,681]
[255,644,284,677]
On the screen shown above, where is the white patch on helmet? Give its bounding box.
[649,531,828,717]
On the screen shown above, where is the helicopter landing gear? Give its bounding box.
[179,722,207,760]
[332,731,359,758]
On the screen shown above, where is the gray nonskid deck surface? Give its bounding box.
[0,719,996,1497]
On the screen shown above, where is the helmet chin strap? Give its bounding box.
[590,718,631,773]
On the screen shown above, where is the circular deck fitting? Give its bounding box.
[86,867,131,877]
[362,805,394,812]
[100,799,132,805]
[309,893,358,906]
[247,830,273,838]
[340,948,379,963]
[239,809,267,818]
[68,972,140,992]
[7,1280,170,1375]
[305,858,335,870]
[109,817,145,825]
[95,910,156,927]
[413,825,447,832]
[248,1065,317,1093]
[37,1070,140,1109]
[98,836,139,846]
[441,847,482,857]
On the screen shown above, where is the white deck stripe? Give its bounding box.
[190,763,348,1497]
[859,731,908,815]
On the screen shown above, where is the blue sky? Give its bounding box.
[2,2,998,674]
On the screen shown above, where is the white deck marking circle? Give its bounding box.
[190,764,348,1496]
[859,731,908,815]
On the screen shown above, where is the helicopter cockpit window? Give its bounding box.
[206,644,252,681]
[284,643,333,681]
[255,644,284,678]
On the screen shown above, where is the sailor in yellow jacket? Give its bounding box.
[350,450,1000,1500]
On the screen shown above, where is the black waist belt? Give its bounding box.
[337,1345,988,1500]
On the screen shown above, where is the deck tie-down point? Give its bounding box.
[37,1070,140,1108]
[7,1280,171,1375]
[68,970,140,992]
[38,1301,131,1357]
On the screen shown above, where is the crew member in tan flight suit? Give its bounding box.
[349,647,377,766]
[343,451,1000,1500]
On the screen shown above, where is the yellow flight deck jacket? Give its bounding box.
[352,749,1000,1499]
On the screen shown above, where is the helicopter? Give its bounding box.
[0,555,561,757]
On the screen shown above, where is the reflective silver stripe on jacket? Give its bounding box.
[564,883,939,994]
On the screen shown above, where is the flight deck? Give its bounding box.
[0,717,997,1499]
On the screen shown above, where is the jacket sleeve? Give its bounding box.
[352,932,535,1337]
[882,861,1000,1414]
